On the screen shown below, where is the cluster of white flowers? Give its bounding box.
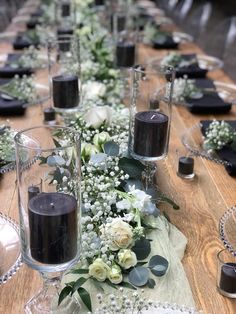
[172,77,202,103]
[0,126,15,167]
[0,75,36,102]
[203,120,235,153]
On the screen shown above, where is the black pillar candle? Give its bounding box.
[28,192,78,264]
[111,14,126,32]
[61,2,71,17]
[116,42,135,68]
[133,111,168,157]
[52,75,79,109]
[28,186,40,201]
[43,107,56,124]
[178,157,194,175]
[219,263,236,295]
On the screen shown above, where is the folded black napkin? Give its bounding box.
[0,79,26,116]
[0,54,33,78]
[13,33,40,50]
[185,79,232,114]
[175,54,207,78]
[201,120,236,176]
[152,34,178,49]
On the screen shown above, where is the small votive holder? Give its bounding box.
[217,249,236,298]
[43,107,56,125]
[177,156,195,179]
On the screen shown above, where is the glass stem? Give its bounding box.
[143,161,157,190]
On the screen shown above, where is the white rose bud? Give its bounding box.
[107,218,133,251]
[88,258,110,282]
[108,264,123,284]
[83,106,113,129]
[118,249,137,270]
[81,143,99,162]
[93,131,110,150]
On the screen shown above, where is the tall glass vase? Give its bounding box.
[129,64,175,189]
[14,125,81,313]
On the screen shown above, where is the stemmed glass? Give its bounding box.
[128,64,175,190]
[14,125,81,313]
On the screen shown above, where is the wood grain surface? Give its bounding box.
[0,2,236,313]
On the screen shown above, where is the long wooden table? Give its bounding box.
[0,4,236,314]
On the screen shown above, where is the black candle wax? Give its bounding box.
[28,186,40,201]
[133,111,168,157]
[52,75,79,109]
[28,192,78,264]
[178,157,194,175]
[116,42,135,68]
[43,107,56,122]
[219,263,236,294]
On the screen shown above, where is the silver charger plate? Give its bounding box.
[219,206,236,256]
[0,212,22,284]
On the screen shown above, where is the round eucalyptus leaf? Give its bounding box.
[104,141,119,156]
[149,255,169,277]
[47,155,65,166]
[147,278,156,289]
[132,238,151,260]
[128,266,149,287]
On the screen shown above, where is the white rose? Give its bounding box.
[117,249,137,270]
[107,218,133,251]
[108,264,123,284]
[83,106,113,129]
[88,258,110,282]
[93,131,110,149]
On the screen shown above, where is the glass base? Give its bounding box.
[217,287,236,299]
[177,171,195,180]
[24,272,80,314]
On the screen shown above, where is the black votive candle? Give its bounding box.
[43,107,56,124]
[150,98,159,110]
[28,192,78,264]
[52,75,79,110]
[116,42,135,68]
[219,263,236,295]
[178,157,194,178]
[28,186,40,201]
[133,111,168,157]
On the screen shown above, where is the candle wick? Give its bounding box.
[50,203,55,208]
[151,115,156,120]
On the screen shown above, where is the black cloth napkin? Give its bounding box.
[201,120,236,176]
[175,54,207,78]
[13,33,40,50]
[152,34,179,49]
[0,53,33,78]
[185,79,232,114]
[0,79,26,116]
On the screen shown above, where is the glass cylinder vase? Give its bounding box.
[14,125,81,313]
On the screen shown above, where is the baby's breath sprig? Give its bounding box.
[172,77,203,103]
[11,46,44,69]
[203,120,236,153]
[0,126,15,168]
[0,75,36,102]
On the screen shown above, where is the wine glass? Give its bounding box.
[128,64,175,190]
[14,125,81,313]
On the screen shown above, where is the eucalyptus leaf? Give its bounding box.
[77,287,92,312]
[147,278,156,289]
[148,255,169,277]
[104,141,119,156]
[128,266,149,287]
[90,153,107,165]
[58,286,72,305]
[132,238,151,260]
[70,269,89,274]
[47,155,65,166]
[119,157,145,179]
